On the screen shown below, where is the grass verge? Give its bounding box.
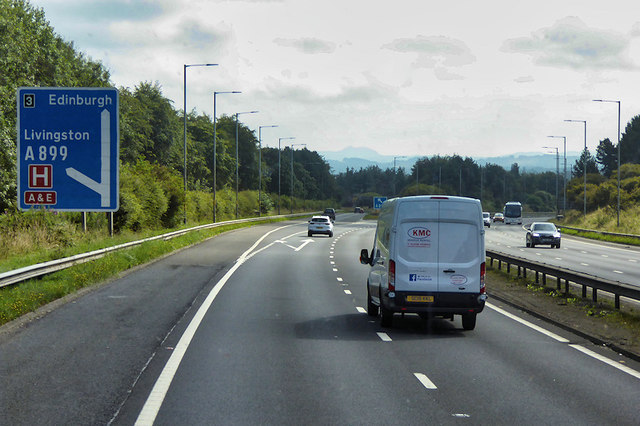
[0,218,287,327]
[558,227,640,247]
[486,266,640,357]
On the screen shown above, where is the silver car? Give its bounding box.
[308,216,334,237]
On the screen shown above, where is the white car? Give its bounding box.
[482,212,491,227]
[308,215,334,237]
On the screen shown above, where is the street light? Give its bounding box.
[290,143,307,214]
[235,110,259,219]
[564,119,587,216]
[393,156,406,196]
[277,137,295,215]
[213,90,241,222]
[593,99,621,226]
[183,63,217,224]
[543,146,560,216]
[547,135,566,215]
[258,125,278,217]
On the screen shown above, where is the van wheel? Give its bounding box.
[367,284,379,317]
[380,304,393,327]
[461,313,476,330]
[556,242,561,248]
[329,231,333,237]
[308,231,312,237]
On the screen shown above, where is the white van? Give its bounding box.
[359,195,487,330]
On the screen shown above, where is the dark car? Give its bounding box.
[354,206,364,213]
[323,208,336,221]
[526,222,561,248]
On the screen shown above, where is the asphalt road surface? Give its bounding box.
[485,220,640,286]
[2,213,639,425]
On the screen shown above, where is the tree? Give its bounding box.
[595,138,617,178]
[0,0,110,212]
[620,115,640,165]
[571,148,599,178]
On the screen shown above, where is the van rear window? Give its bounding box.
[438,222,478,263]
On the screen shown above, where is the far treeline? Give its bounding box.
[2,0,640,236]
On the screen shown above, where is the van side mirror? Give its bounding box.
[360,249,370,265]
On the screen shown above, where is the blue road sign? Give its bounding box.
[373,196,387,209]
[17,87,119,211]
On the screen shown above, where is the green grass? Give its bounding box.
[487,267,640,339]
[0,218,286,326]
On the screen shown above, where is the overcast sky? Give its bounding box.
[30,0,640,159]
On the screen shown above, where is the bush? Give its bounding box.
[114,160,182,232]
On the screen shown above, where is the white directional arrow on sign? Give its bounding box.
[65,109,111,207]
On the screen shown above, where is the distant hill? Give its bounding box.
[319,147,580,175]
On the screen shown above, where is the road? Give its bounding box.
[1,213,639,425]
[486,220,640,286]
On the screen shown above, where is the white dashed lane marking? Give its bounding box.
[414,373,437,390]
[376,332,392,342]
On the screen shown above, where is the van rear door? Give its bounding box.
[395,200,440,293]
[436,200,482,294]
[394,198,482,294]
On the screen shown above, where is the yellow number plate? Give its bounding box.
[406,295,434,303]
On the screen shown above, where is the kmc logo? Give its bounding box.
[408,227,431,239]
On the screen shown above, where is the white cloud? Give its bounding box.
[502,16,637,70]
[383,35,476,68]
[514,76,535,83]
[273,37,337,54]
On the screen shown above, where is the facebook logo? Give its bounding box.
[409,274,417,282]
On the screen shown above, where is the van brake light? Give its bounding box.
[480,262,486,294]
[388,259,396,291]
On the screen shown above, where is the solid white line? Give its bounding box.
[414,373,438,390]
[486,303,569,343]
[376,332,392,342]
[356,307,366,314]
[135,224,294,426]
[570,344,640,380]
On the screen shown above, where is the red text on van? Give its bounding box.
[408,227,431,239]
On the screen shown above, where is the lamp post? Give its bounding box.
[234,110,259,219]
[393,156,406,197]
[258,125,278,217]
[277,137,295,215]
[565,119,587,216]
[290,143,307,214]
[593,99,621,226]
[547,136,566,215]
[543,146,560,216]
[213,90,240,222]
[183,63,217,224]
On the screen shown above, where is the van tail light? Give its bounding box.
[480,262,486,294]
[388,259,396,291]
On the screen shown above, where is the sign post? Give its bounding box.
[17,87,119,212]
[373,196,387,209]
